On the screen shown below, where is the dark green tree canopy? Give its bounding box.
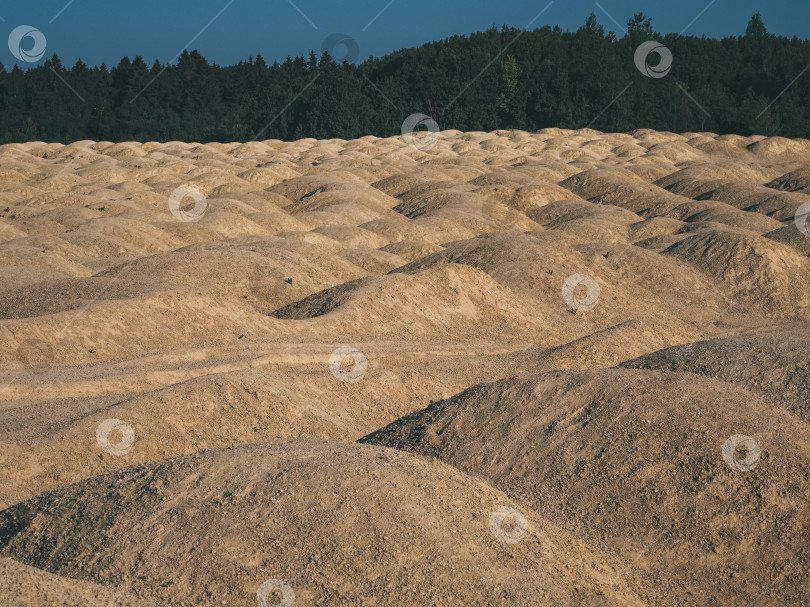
[0,13,807,143]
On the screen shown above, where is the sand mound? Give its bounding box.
[391,230,728,345]
[767,167,810,193]
[498,319,676,372]
[661,230,810,319]
[0,441,648,606]
[663,200,785,234]
[621,322,810,420]
[362,368,810,605]
[270,263,548,340]
[747,136,810,161]
[764,225,810,256]
[559,168,684,216]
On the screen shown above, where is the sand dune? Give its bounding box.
[1,128,809,605]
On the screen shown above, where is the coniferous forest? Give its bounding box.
[1,13,808,143]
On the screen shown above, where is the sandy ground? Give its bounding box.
[0,128,809,605]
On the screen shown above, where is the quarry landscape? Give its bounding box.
[0,127,808,605]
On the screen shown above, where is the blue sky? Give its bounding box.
[2,0,808,68]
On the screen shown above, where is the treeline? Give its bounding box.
[1,13,809,143]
